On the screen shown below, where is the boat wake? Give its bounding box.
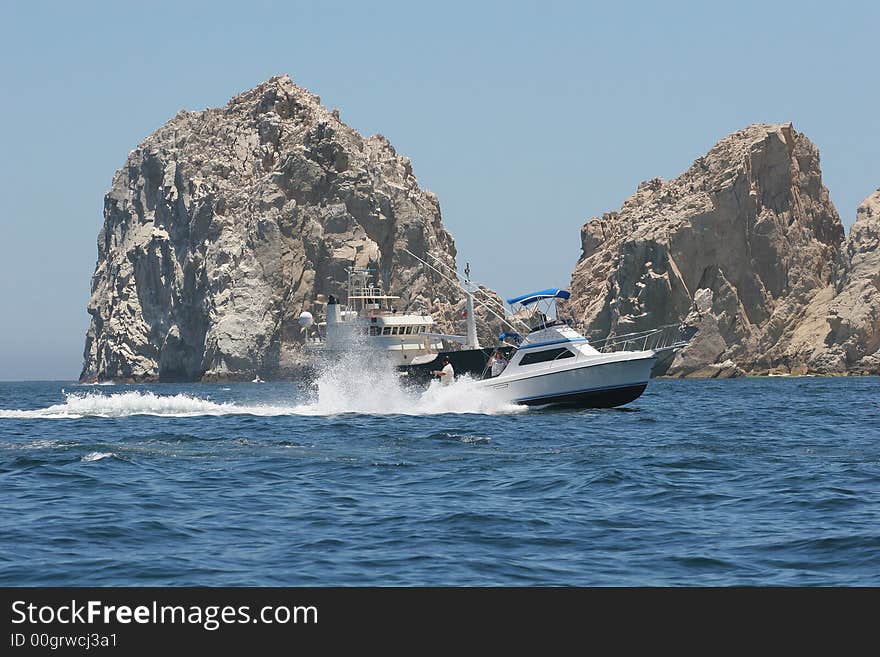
[0,354,523,419]
[0,391,295,419]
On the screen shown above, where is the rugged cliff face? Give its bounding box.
[830,190,880,370]
[566,124,880,376]
[82,75,480,382]
[787,189,880,374]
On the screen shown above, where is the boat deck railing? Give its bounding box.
[591,324,691,354]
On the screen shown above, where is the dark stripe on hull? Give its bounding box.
[518,383,648,409]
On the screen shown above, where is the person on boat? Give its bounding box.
[433,356,454,385]
[490,350,507,377]
[485,351,498,378]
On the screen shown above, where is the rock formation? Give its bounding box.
[568,123,879,376]
[786,189,880,374]
[81,75,487,382]
[828,190,880,370]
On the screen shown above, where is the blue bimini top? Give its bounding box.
[506,288,571,306]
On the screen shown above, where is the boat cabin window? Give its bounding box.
[518,347,576,366]
[382,327,392,335]
[369,326,379,336]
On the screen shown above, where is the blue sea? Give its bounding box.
[1,373,878,586]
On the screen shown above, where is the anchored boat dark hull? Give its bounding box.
[399,346,515,383]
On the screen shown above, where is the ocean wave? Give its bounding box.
[81,451,117,462]
[0,438,72,450]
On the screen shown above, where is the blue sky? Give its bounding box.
[1,0,878,380]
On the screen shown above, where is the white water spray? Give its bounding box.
[293,347,522,415]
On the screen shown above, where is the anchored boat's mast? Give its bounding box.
[402,248,528,338]
[465,291,480,349]
[462,262,480,349]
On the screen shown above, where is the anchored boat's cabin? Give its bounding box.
[306,267,444,365]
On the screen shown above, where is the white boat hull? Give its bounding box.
[481,352,656,408]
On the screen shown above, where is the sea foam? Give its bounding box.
[0,391,292,419]
[290,346,523,416]
[81,451,117,462]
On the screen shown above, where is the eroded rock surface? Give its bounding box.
[788,189,880,374]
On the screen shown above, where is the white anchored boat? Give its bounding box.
[477,289,687,408]
[300,256,510,378]
[301,267,444,366]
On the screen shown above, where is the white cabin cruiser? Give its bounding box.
[301,267,444,366]
[478,289,685,408]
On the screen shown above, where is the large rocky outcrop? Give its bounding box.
[82,75,485,382]
[566,123,880,376]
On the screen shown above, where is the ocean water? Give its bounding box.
[1,365,878,586]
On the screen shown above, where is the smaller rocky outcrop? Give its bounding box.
[788,189,880,374]
[568,123,845,377]
[830,189,880,372]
